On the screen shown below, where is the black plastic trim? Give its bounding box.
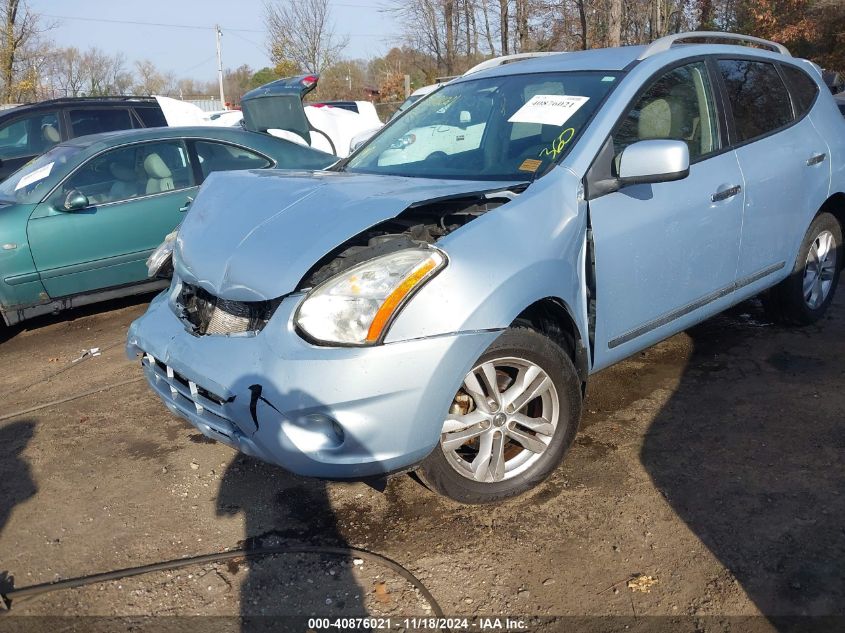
[608,261,785,349]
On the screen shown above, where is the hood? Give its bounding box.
[175,170,521,301]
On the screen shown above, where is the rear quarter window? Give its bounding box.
[134,106,168,128]
[780,64,820,117]
[718,59,794,143]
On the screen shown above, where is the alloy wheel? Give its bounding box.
[803,229,837,310]
[440,357,559,483]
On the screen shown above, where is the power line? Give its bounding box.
[43,13,391,38]
[42,13,262,32]
[179,54,218,75]
[227,30,267,54]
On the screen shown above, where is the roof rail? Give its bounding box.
[32,95,158,105]
[463,51,561,76]
[638,31,791,60]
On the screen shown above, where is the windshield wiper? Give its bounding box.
[328,154,353,172]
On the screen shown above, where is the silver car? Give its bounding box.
[128,32,844,503]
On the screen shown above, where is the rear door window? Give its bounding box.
[0,111,61,160]
[68,108,134,137]
[717,59,794,143]
[193,141,272,180]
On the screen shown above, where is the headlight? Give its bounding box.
[296,248,446,345]
[146,228,179,278]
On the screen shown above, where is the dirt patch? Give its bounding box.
[0,288,842,623]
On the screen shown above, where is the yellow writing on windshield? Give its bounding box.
[539,128,576,160]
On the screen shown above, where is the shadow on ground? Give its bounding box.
[0,421,37,597]
[0,293,156,344]
[214,384,370,629]
[641,299,845,624]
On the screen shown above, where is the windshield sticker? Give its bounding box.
[602,76,616,82]
[508,95,589,127]
[538,128,576,160]
[15,162,54,191]
[518,158,543,172]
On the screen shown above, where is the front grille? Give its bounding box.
[141,352,243,440]
[177,283,281,336]
[149,355,227,405]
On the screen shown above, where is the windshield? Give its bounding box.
[346,71,618,180]
[389,93,427,121]
[0,144,84,204]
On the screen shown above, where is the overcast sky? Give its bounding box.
[28,0,399,80]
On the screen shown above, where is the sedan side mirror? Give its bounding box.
[63,190,89,211]
[618,139,690,186]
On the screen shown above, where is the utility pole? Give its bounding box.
[215,25,226,107]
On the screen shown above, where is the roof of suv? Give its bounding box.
[454,46,646,80]
[1,96,159,118]
[454,32,801,83]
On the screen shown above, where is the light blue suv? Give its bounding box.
[128,32,844,503]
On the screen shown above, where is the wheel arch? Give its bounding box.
[512,296,589,385]
[819,192,845,269]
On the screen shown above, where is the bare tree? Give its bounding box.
[108,52,134,94]
[49,46,84,97]
[498,0,510,54]
[80,47,114,96]
[264,0,348,74]
[134,59,168,95]
[608,0,623,45]
[0,0,45,102]
[222,64,254,102]
[514,0,530,51]
[480,0,498,54]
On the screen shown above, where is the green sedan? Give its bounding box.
[0,126,334,327]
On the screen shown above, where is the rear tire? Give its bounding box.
[417,327,582,504]
[763,212,841,325]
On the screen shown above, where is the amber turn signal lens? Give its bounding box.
[365,256,440,343]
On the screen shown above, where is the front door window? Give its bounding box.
[614,62,720,162]
[61,141,194,206]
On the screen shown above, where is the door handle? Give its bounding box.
[711,185,742,202]
[806,153,827,166]
[179,196,194,212]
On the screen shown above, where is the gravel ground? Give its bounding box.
[0,284,842,632]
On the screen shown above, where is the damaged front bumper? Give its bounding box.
[127,288,500,478]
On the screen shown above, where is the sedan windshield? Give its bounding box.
[346,71,618,180]
[0,144,83,204]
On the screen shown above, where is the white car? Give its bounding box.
[240,75,382,158]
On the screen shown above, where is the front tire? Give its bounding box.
[417,327,582,504]
[764,212,842,325]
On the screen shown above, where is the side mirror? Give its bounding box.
[617,139,690,186]
[63,190,89,211]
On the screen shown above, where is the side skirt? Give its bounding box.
[2,279,168,326]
